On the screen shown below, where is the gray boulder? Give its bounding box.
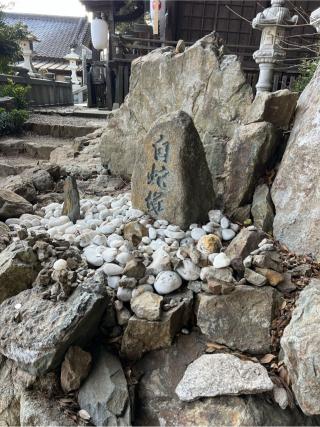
[272,65,320,259]
[224,122,279,213]
[100,32,252,182]
[0,189,33,220]
[131,110,215,229]
[196,285,281,354]
[0,281,107,375]
[133,333,318,426]
[3,175,37,204]
[0,241,40,304]
[78,346,131,426]
[281,279,320,415]
[245,89,298,129]
[175,354,273,401]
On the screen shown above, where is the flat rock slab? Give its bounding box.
[132,110,215,229]
[196,285,281,354]
[281,279,320,416]
[78,346,131,426]
[225,228,266,261]
[0,282,107,375]
[175,353,273,401]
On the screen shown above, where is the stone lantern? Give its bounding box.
[19,33,38,75]
[252,0,298,93]
[310,7,320,33]
[64,48,81,85]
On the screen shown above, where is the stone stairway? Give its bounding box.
[25,109,107,139]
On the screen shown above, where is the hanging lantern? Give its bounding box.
[91,17,109,50]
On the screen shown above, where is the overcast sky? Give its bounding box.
[4,0,87,17]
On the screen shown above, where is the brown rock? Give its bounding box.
[123,221,147,246]
[225,228,266,261]
[62,176,80,224]
[130,291,163,321]
[197,234,221,255]
[131,110,215,229]
[60,346,92,393]
[123,259,146,279]
[255,268,284,287]
[121,289,193,359]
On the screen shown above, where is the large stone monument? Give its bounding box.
[131,111,215,229]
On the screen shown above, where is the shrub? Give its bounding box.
[0,108,28,135]
[292,59,319,93]
[0,80,30,109]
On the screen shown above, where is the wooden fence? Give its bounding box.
[0,73,73,108]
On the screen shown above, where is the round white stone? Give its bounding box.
[108,275,121,289]
[213,253,231,269]
[154,271,182,295]
[176,259,201,281]
[164,229,186,240]
[103,263,124,276]
[222,229,236,241]
[220,217,230,229]
[116,252,133,265]
[53,259,68,271]
[92,234,108,246]
[102,248,118,263]
[191,228,206,241]
[117,287,132,302]
[148,227,157,240]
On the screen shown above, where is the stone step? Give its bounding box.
[25,113,106,139]
[0,136,71,160]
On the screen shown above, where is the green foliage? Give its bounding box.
[0,108,28,135]
[0,79,30,109]
[0,5,28,73]
[292,59,319,93]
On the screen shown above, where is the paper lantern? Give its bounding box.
[91,17,109,50]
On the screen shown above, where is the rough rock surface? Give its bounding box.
[100,33,252,182]
[121,290,193,359]
[130,291,163,321]
[225,228,266,261]
[0,241,40,304]
[251,184,274,233]
[175,353,273,401]
[133,334,317,426]
[224,122,279,212]
[78,346,131,426]
[245,89,298,129]
[281,279,320,415]
[131,110,215,228]
[272,65,320,259]
[0,189,33,220]
[60,346,92,393]
[0,281,107,375]
[196,286,281,354]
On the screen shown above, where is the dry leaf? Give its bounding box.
[260,354,276,364]
[78,409,91,421]
[206,342,227,350]
[278,366,290,385]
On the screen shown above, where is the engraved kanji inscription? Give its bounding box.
[145,191,164,215]
[153,135,169,163]
[147,164,169,190]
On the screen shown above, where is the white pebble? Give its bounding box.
[191,228,206,241]
[103,263,124,276]
[154,271,182,295]
[102,248,118,263]
[53,259,67,271]
[220,217,230,229]
[221,229,236,241]
[213,253,231,269]
[117,287,132,302]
